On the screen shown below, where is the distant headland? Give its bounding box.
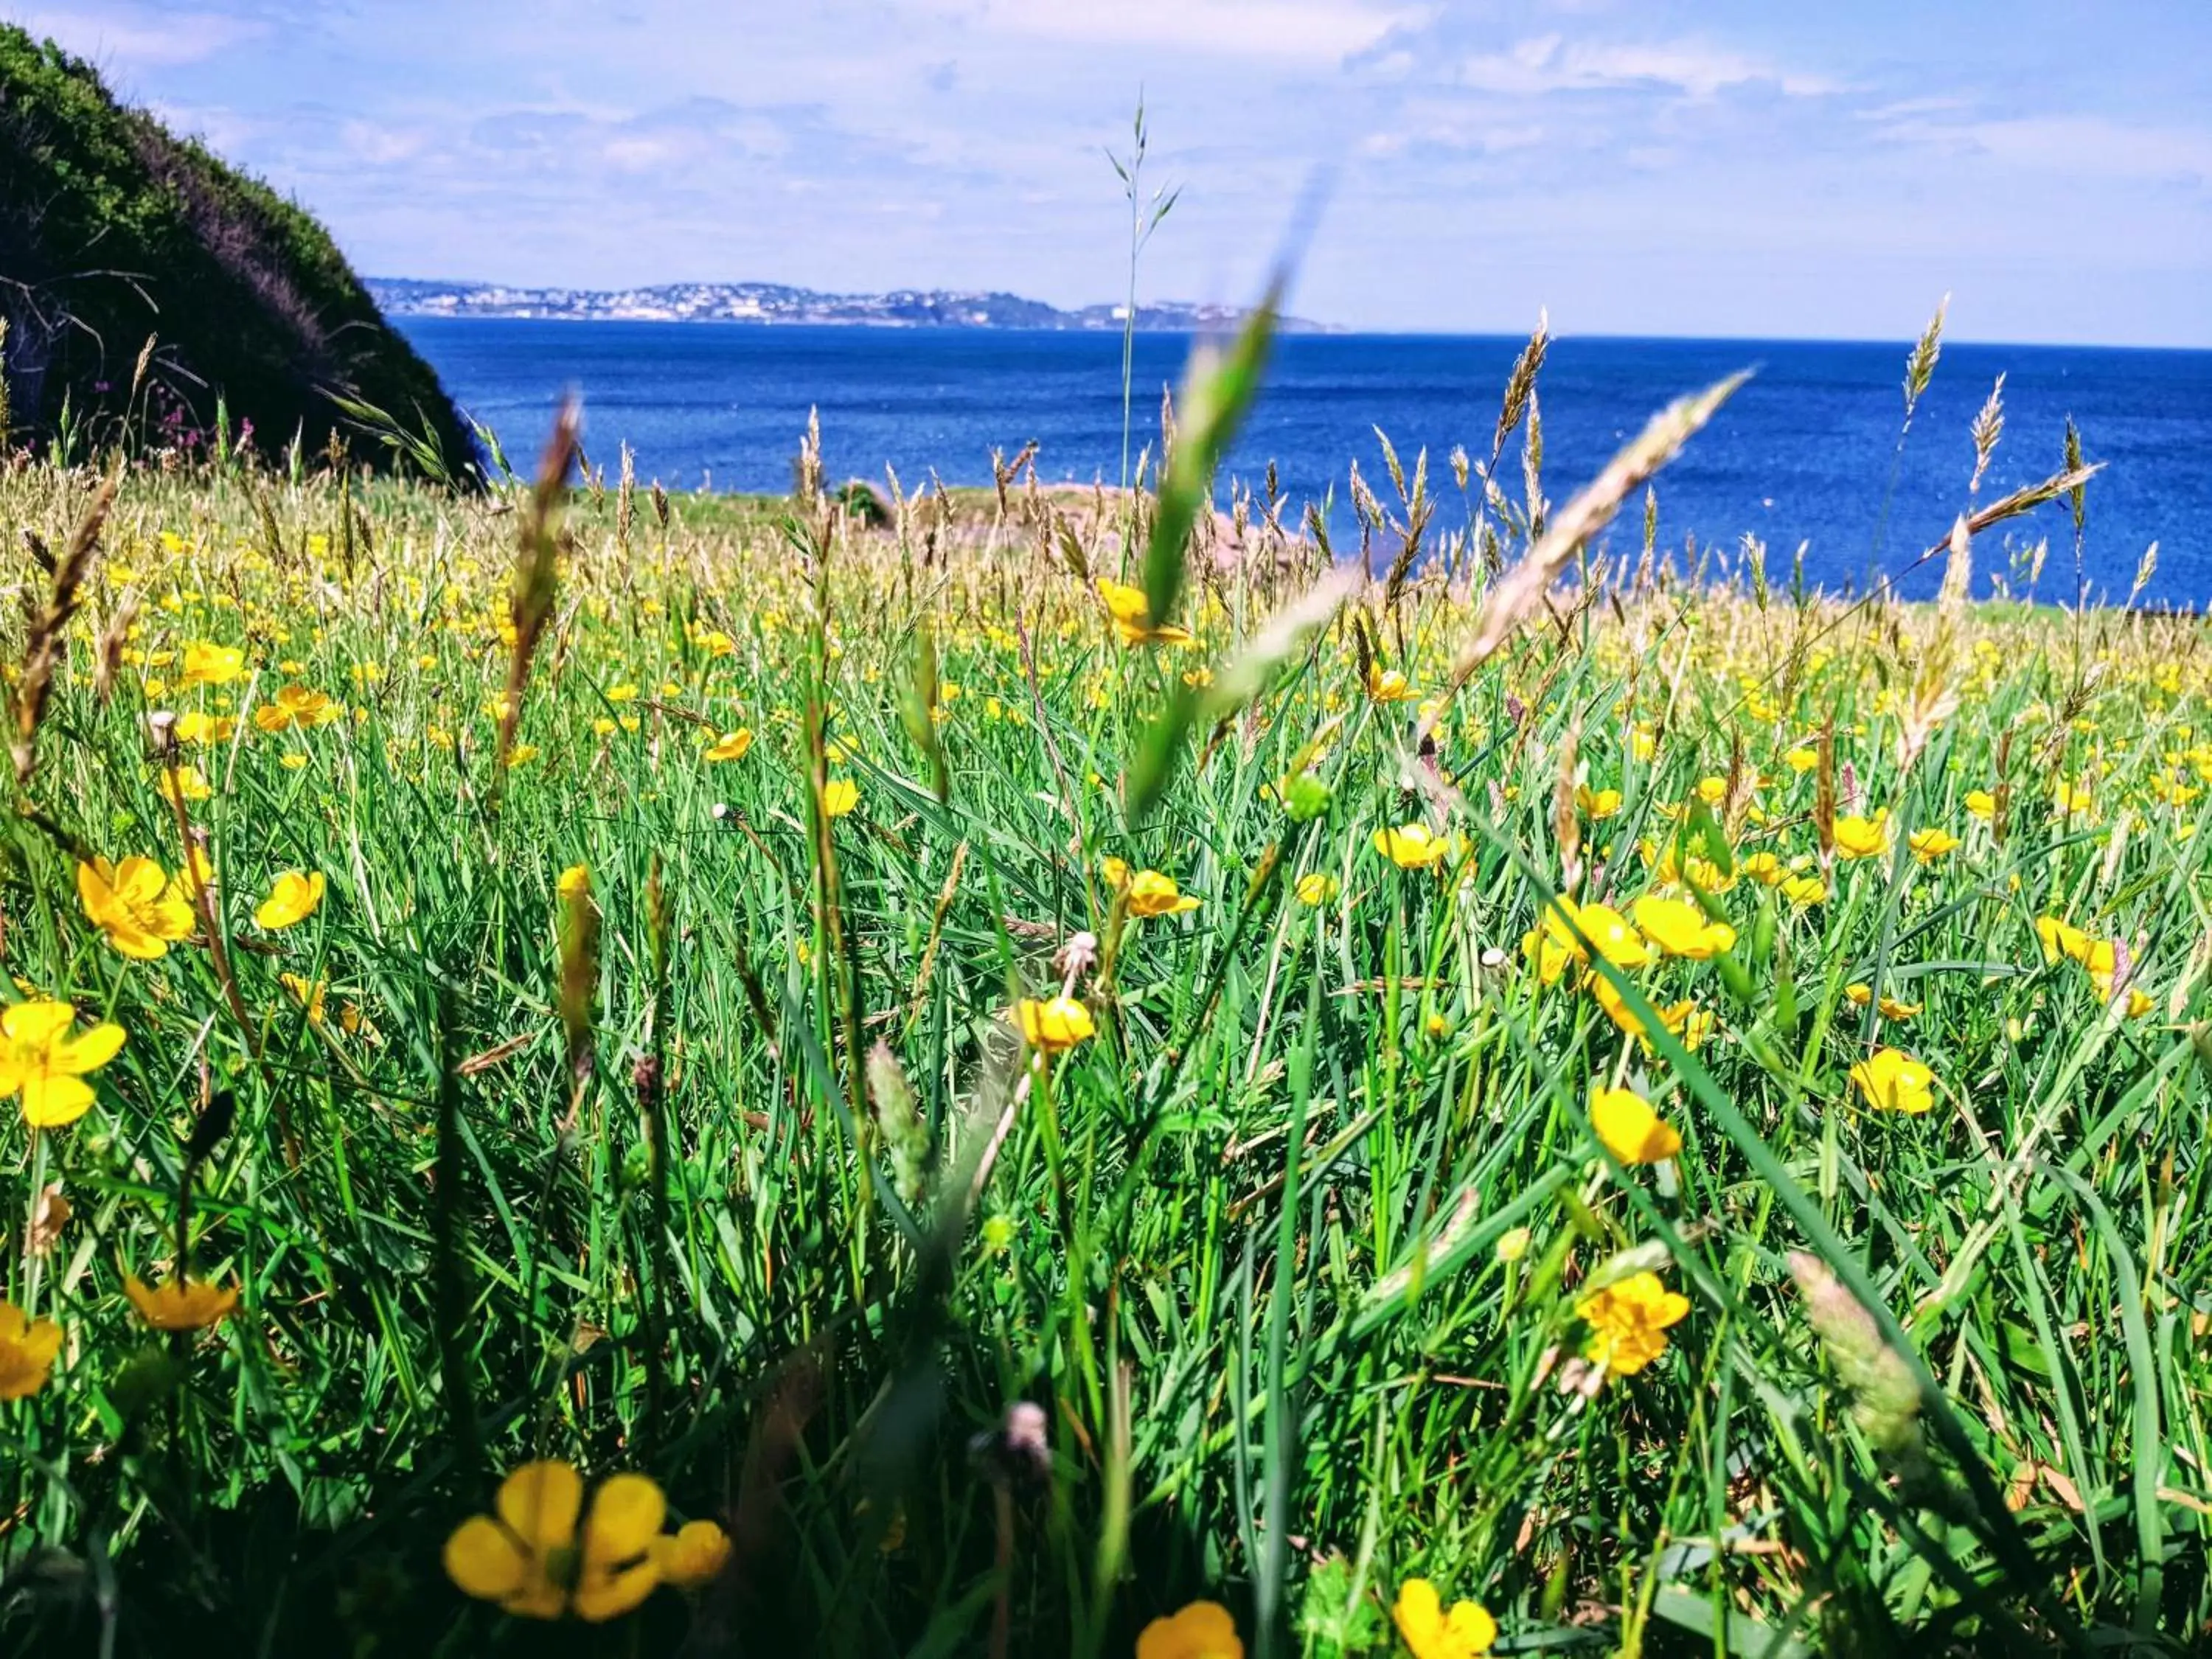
[366,277,1332,333]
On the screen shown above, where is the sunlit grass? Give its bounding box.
[0,364,2205,1657]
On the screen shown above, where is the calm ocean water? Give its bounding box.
[397,319,2211,605]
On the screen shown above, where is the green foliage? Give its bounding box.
[0,24,472,477]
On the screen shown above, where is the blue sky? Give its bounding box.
[21,0,2212,344]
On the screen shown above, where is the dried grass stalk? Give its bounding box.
[13,476,116,787]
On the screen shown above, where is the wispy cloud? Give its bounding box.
[1455,34,1836,99]
[1870,109,2212,188]
[18,4,265,69]
[908,0,1430,63]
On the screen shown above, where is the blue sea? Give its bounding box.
[396,319,2211,605]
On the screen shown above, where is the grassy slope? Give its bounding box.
[0,26,473,476]
[0,429,2205,1658]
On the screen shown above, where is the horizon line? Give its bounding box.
[366,275,2211,354]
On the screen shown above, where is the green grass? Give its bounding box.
[0,364,2208,1659]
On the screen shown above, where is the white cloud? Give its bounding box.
[1457,34,1834,99]
[1874,111,2212,186]
[908,0,1429,63]
[18,5,266,69]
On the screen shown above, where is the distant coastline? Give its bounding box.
[366,277,1332,333]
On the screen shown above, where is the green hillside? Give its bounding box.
[0,24,472,475]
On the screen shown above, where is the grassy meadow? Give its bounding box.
[0,333,2209,1658]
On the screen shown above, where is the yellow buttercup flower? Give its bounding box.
[123,1275,239,1331]
[179,641,246,689]
[1629,894,1736,959]
[252,684,342,732]
[1844,984,1921,1020]
[1095,577,1192,647]
[1365,663,1418,703]
[173,709,237,744]
[2035,915,2094,967]
[1738,851,1784,886]
[1294,872,1339,906]
[1832,811,1891,860]
[1963,789,1996,821]
[1015,996,1095,1054]
[1589,975,1710,1054]
[1778,874,1827,906]
[0,1300,63,1399]
[1577,1270,1691,1376]
[1524,897,1649,986]
[1575,785,1622,820]
[1372,824,1453,870]
[1391,1577,1497,1659]
[159,764,212,805]
[704,728,754,762]
[1126,870,1200,917]
[647,1518,731,1590]
[2053,779,2095,816]
[77,856,196,959]
[443,1460,664,1622]
[279,972,330,1023]
[1589,1085,1682,1164]
[255,870,327,930]
[1849,1046,1936,1115]
[1783,745,1818,773]
[0,1002,125,1127]
[1906,827,1960,863]
[1138,1599,1244,1659]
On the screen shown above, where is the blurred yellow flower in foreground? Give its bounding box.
[1,1001,125,1127]
[1095,577,1192,647]
[1365,663,1417,703]
[1576,1270,1690,1377]
[0,1300,63,1399]
[650,1518,731,1590]
[179,641,245,689]
[280,973,329,1024]
[253,684,341,732]
[124,1275,238,1331]
[255,870,327,930]
[159,764,212,805]
[444,1460,664,1621]
[1391,1577,1497,1659]
[1138,1599,1243,1659]
[1590,1085,1681,1164]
